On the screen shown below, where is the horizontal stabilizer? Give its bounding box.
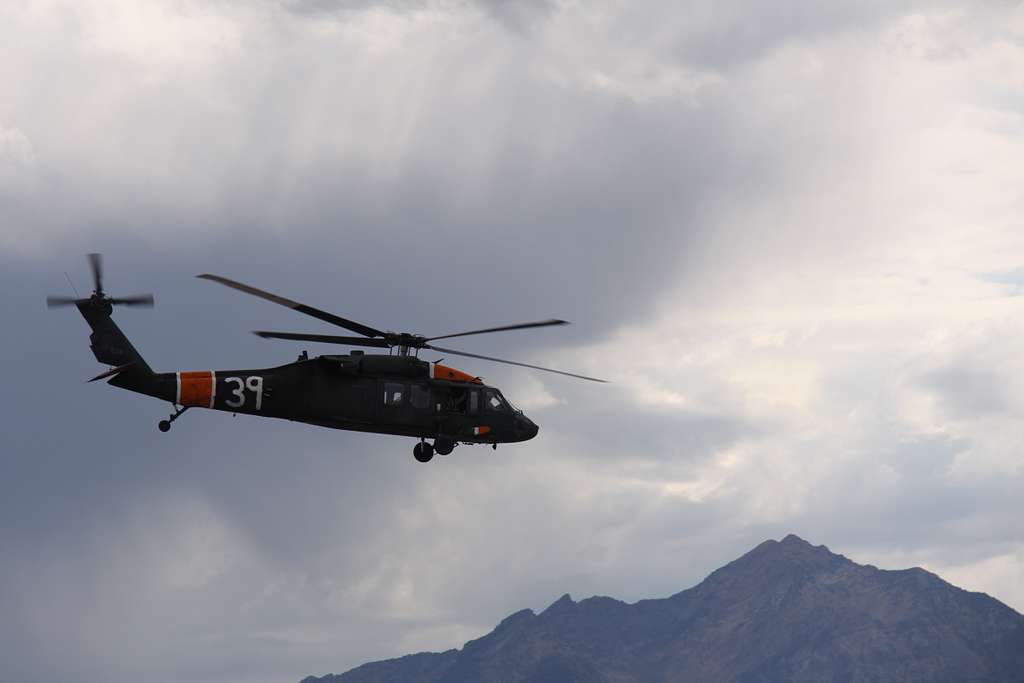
[87,362,136,383]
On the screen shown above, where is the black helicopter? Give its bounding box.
[48,255,605,462]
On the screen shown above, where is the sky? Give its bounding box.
[2,0,1024,681]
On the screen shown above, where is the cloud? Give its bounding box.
[922,364,1010,418]
[276,0,556,33]
[2,1,1024,682]
[0,121,35,194]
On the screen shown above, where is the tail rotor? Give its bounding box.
[47,253,154,310]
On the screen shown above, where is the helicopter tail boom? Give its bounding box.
[76,301,156,392]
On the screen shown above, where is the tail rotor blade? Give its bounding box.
[109,294,155,307]
[87,253,104,295]
[46,296,82,308]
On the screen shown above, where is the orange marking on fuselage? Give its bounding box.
[432,363,483,384]
[178,371,214,408]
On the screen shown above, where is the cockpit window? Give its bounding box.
[485,390,509,412]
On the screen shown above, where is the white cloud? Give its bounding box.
[0,121,35,190]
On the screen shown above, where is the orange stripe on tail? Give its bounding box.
[177,371,215,408]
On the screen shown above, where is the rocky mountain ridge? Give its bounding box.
[301,535,1024,682]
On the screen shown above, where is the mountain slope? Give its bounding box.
[302,535,1024,683]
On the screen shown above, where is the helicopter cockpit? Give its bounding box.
[434,385,517,415]
[484,388,517,413]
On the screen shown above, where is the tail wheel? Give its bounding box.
[413,441,434,463]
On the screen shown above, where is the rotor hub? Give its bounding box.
[385,332,429,352]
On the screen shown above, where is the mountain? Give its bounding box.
[301,535,1024,683]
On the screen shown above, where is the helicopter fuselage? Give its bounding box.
[119,352,539,445]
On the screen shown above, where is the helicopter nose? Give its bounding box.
[517,415,539,441]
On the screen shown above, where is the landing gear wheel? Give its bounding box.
[413,441,435,463]
[157,405,189,433]
[434,438,455,456]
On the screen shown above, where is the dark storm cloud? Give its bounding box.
[256,98,725,342]
[5,58,748,346]
[0,0,929,344]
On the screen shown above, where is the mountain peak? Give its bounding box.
[764,533,830,553]
[732,533,845,568]
[780,532,810,545]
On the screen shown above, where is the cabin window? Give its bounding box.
[444,387,468,413]
[485,389,509,412]
[444,387,479,414]
[383,383,405,406]
[450,388,468,413]
[410,385,430,410]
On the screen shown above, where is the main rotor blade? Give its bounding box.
[253,331,390,348]
[197,274,386,339]
[426,344,608,383]
[46,296,82,308]
[88,253,103,295]
[427,319,569,342]
[109,294,155,307]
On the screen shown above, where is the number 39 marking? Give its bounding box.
[224,376,264,411]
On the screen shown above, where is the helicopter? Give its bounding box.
[48,255,605,462]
